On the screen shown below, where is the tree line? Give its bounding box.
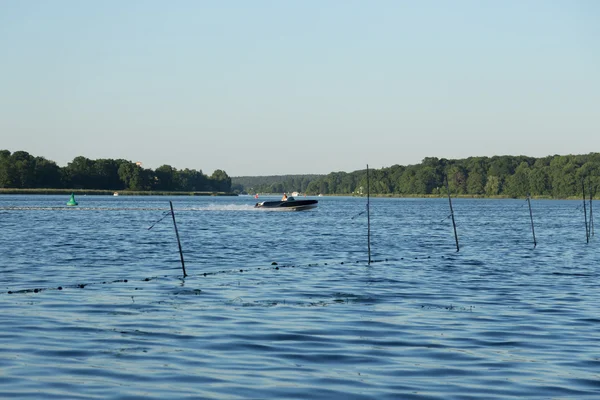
[231,174,322,194]
[3,150,598,197]
[233,153,600,198]
[0,150,232,192]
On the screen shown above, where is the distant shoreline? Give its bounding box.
[251,193,591,200]
[344,193,568,200]
[0,189,237,196]
[0,189,594,200]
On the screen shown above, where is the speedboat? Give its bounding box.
[255,197,318,211]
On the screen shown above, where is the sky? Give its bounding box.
[1,1,599,176]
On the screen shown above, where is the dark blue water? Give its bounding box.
[1,195,599,399]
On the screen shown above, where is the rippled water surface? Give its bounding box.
[1,195,599,399]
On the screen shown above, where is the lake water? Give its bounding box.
[1,195,599,399]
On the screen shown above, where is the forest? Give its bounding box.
[0,150,232,192]
[231,174,322,195]
[2,150,598,198]
[233,153,600,198]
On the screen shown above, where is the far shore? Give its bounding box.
[0,189,237,196]
[0,189,595,200]
[250,192,594,200]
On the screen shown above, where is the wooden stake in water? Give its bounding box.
[527,193,537,248]
[582,180,589,244]
[367,164,371,265]
[170,201,187,277]
[589,179,594,237]
[445,174,460,252]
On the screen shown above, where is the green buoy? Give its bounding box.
[67,193,78,206]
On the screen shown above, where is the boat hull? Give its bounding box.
[255,199,318,211]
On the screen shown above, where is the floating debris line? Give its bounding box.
[5,278,134,295]
[3,259,396,296]
[4,252,595,299]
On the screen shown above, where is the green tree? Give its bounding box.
[397,167,418,194]
[64,156,95,189]
[269,182,284,193]
[33,157,62,188]
[179,168,209,191]
[549,156,577,198]
[387,164,406,193]
[485,175,501,196]
[92,159,122,189]
[464,157,488,195]
[529,167,550,196]
[504,162,530,197]
[466,172,485,195]
[577,160,600,196]
[155,165,177,191]
[118,162,152,190]
[446,165,468,194]
[210,169,231,192]
[0,150,14,188]
[414,166,439,194]
[10,151,36,188]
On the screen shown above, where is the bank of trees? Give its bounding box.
[0,150,231,192]
[3,150,598,197]
[303,154,600,198]
[232,153,599,198]
[232,174,322,194]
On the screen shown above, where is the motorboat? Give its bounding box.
[254,197,318,211]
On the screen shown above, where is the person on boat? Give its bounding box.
[281,193,288,201]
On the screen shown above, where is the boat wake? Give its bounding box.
[187,204,309,212]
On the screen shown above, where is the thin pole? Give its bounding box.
[367,164,371,265]
[582,180,589,244]
[589,179,594,237]
[170,201,187,277]
[527,193,537,248]
[445,174,459,252]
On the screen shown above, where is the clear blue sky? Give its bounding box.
[1,1,598,176]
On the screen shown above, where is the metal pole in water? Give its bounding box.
[582,180,589,244]
[367,164,371,265]
[170,201,187,277]
[445,174,460,252]
[527,193,537,248]
[589,179,594,237]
